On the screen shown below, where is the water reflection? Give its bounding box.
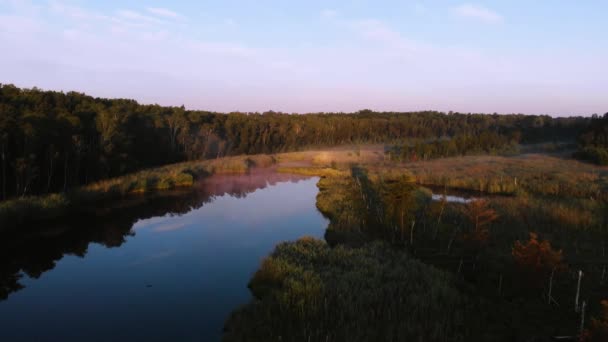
[0,170,314,301]
[431,194,475,203]
[0,170,326,341]
[426,186,485,204]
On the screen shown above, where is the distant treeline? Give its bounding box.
[0,84,590,199]
[575,113,608,165]
[399,131,520,161]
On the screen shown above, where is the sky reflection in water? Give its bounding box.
[0,171,327,342]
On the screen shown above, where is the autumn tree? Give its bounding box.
[462,199,498,247]
[512,232,564,289]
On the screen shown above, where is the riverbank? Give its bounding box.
[0,155,275,233]
[0,146,389,233]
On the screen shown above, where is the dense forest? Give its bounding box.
[397,131,520,161]
[576,113,608,165]
[0,84,591,200]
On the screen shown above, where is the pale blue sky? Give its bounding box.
[1,0,607,115]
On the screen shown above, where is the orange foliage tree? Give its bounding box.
[512,232,564,284]
[462,199,498,247]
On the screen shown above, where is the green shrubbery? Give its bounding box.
[576,113,608,165]
[399,132,520,162]
[575,146,608,165]
[224,238,500,342]
[0,193,70,232]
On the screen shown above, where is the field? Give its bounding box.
[402,153,608,199]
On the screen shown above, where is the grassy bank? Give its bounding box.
[0,154,275,232]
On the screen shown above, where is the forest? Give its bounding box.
[0,84,591,200]
[575,113,608,165]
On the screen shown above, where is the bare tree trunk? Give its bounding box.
[433,200,445,240]
[63,153,69,192]
[1,143,5,200]
[548,267,556,305]
[400,210,404,242]
[46,152,54,193]
[410,220,416,246]
[575,270,583,313]
[447,226,459,254]
[498,274,503,296]
[580,300,586,335]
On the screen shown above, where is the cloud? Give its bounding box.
[2,1,604,115]
[320,9,338,19]
[224,18,237,27]
[116,9,166,26]
[346,18,423,55]
[414,3,427,15]
[154,222,187,232]
[351,19,403,44]
[49,1,109,21]
[0,14,41,34]
[453,3,503,24]
[146,7,181,19]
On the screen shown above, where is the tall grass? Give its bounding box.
[403,154,608,199]
[224,238,505,342]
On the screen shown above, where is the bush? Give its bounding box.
[0,194,70,232]
[173,172,194,187]
[575,146,608,165]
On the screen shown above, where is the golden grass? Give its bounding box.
[402,154,608,198]
[275,145,387,167]
[276,166,349,178]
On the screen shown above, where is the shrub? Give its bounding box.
[575,147,608,165]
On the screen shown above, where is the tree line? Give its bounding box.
[398,131,520,161]
[0,84,590,200]
[576,113,608,165]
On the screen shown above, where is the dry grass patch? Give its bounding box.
[404,154,608,198]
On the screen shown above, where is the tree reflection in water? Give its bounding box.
[0,169,310,300]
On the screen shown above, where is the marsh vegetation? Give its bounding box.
[226,148,608,341]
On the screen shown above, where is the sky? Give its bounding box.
[1,0,607,115]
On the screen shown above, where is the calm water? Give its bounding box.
[431,193,475,203]
[0,171,328,342]
[428,186,484,203]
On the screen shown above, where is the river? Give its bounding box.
[0,171,328,342]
